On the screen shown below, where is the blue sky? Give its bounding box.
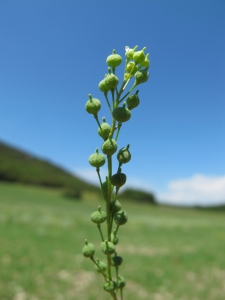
[1,0,225,206]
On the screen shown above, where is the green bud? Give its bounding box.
[118,276,126,288]
[101,134,117,155]
[95,259,107,273]
[98,76,109,93]
[111,171,126,187]
[125,45,138,60]
[127,91,140,110]
[112,255,123,267]
[91,206,107,224]
[114,210,128,225]
[110,199,122,214]
[105,69,119,90]
[82,239,95,257]
[85,94,101,115]
[106,49,122,67]
[140,53,150,68]
[134,69,149,85]
[133,47,146,64]
[101,177,113,200]
[117,144,131,164]
[126,61,139,75]
[101,240,115,255]
[111,230,119,245]
[103,280,117,292]
[88,148,106,168]
[98,117,111,140]
[112,102,131,123]
[124,72,132,81]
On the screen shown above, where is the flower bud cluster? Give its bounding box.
[82,45,149,298]
[125,45,150,86]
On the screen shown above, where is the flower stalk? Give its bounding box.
[82,45,150,299]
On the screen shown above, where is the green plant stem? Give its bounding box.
[107,155,112,241]
[109,193,119,234]
[117,162,122,173]
[118,90,130,103]
[124,59,128,76]
[120,288,123,300]
[114,224,120,237]
[110,291,118,300]
[115,266,119,292]
[94,115,102,130]
[119,83,136,103]
[106,154,113,282]
[111,119,117,139]
[96,168,103,190]
[122,78,131,91]
[111,90,115,108]
[115,123,122,141]
[116,80,127,103]
[90,257,108,282]
[111,81,127,138]
[107,253,112,281]
[104,93,112,113]
[97,224,104,242]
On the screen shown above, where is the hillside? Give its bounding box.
[0,141,98,196]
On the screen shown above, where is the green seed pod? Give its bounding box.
[103,280,117,292]
[101,135,117,155]
[101,240,115,255]
[98,75,109,93]
[117,144,131,164]
[95,259,107,273]
[134,69,149,85]
[112,255,123,266]
[91,206,107,224]
[118,276,126,288]
[82,239,95,257]
[126,61,138,75]
[140,53,150,68]
[98,117,111,140]
[111,171,126,187]
[106,49,122,68]
[105,69,119,90]
[110,199,122,214]
[111,230,119,245]
[114,210,128,225]
[85,94,101,115]
[88,148,106,168]
[125,45,138,60]
[101,177,113,200]
[112,102,131,123]
[133,47,146,64]
[126,91,140,110]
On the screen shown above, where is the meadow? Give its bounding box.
[0,182,225,300]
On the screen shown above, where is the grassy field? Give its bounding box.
[0,182,225,300]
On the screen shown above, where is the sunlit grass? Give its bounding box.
[0,182,225,300]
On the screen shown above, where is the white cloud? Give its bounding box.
[157,174,225,206]
[74,169,225,206]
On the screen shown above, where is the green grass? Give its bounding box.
[0,182,225,300]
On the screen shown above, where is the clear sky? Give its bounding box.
[1,0,225,206]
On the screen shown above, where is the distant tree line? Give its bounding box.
[0,141,157,204]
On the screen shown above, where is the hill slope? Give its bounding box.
[0,141,98,195]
